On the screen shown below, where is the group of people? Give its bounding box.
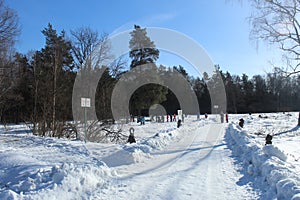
[127,113,183,144]
[137,116,145,125]
[128,112,300,146]
[166,114,177,122]
[131,114,181,124]
[220,113,229,123]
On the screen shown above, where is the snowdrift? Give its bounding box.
[226,123,300,200]
[0,162,114,200]
[115,126,186,166]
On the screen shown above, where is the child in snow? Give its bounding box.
[265,134,272,145]
[239,118,244,128]
[127,128,136,144]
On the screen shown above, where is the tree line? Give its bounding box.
[0,0,299,138]
[0,24,299,125]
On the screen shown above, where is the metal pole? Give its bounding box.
[84,107,87,143]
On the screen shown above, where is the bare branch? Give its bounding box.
[248,0,300,76]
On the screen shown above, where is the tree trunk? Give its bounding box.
[52,49,57,136]
[33,79,38,134]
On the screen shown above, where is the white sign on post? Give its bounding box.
[81,98,91,108]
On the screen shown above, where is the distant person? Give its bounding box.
[167,115,169,122]
[169,114,172,122]
[177,119,182,128]
[205,113,208,119]
[220,112,224,123]
[127,128,136,144]
[298,112,300,126]
[140,116,145,125]
[225,113,229,123]
[173,114,177,122]
[130,114,135,122]
[239,118,244,128]
[265,134,273,145]
[156,116,159,123]
[137,116,141,123]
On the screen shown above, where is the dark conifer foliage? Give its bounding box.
[129,25,159,69]
[0,19,299,129]
[128,25,168,115]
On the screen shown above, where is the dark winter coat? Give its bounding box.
[239,118,244,128]
[265,134,272,145]
[128,135,136,144]
[177,119,182,128]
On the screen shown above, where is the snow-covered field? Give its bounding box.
[0,112,299,199]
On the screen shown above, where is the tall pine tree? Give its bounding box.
[128,25,167,115]
[32,23,74,136]
[129,25,159,69]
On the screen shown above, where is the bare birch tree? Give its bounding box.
[249,0,300,76]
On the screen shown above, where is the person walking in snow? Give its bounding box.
[239,118,244,128]
[173,114,176,122]
[265,134,272,145]
[127,128,136,144]
[225,113,229,123]
[140,116,145,125]
[220,112,224,123]
[130,114,135,122]
[177,119,182,128]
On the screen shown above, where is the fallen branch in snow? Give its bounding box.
[84,120,127,143]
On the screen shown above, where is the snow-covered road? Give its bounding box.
[3,113,300,199]
[96,123,257,200]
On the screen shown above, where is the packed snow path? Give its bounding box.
[2,113,300,199]
[1,118,263,199]
[96,123,257,199]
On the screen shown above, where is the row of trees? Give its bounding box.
[192,68,300,114]
[0,0,299,138]
[1,24,299,119]
[1,26,299,123]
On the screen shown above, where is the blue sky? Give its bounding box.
[7,0,281,77]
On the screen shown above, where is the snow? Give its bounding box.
[0,112,300,199]
[226,112,300,199]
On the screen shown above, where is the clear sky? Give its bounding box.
[6,0,281,77]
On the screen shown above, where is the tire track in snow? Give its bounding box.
[99,123,257,199]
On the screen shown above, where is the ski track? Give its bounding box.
[96,123,257,200]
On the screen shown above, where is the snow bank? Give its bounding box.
[142,127,178,150]
[0,162,114,200]
[226,124,300,200]
[119,127,179,164]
